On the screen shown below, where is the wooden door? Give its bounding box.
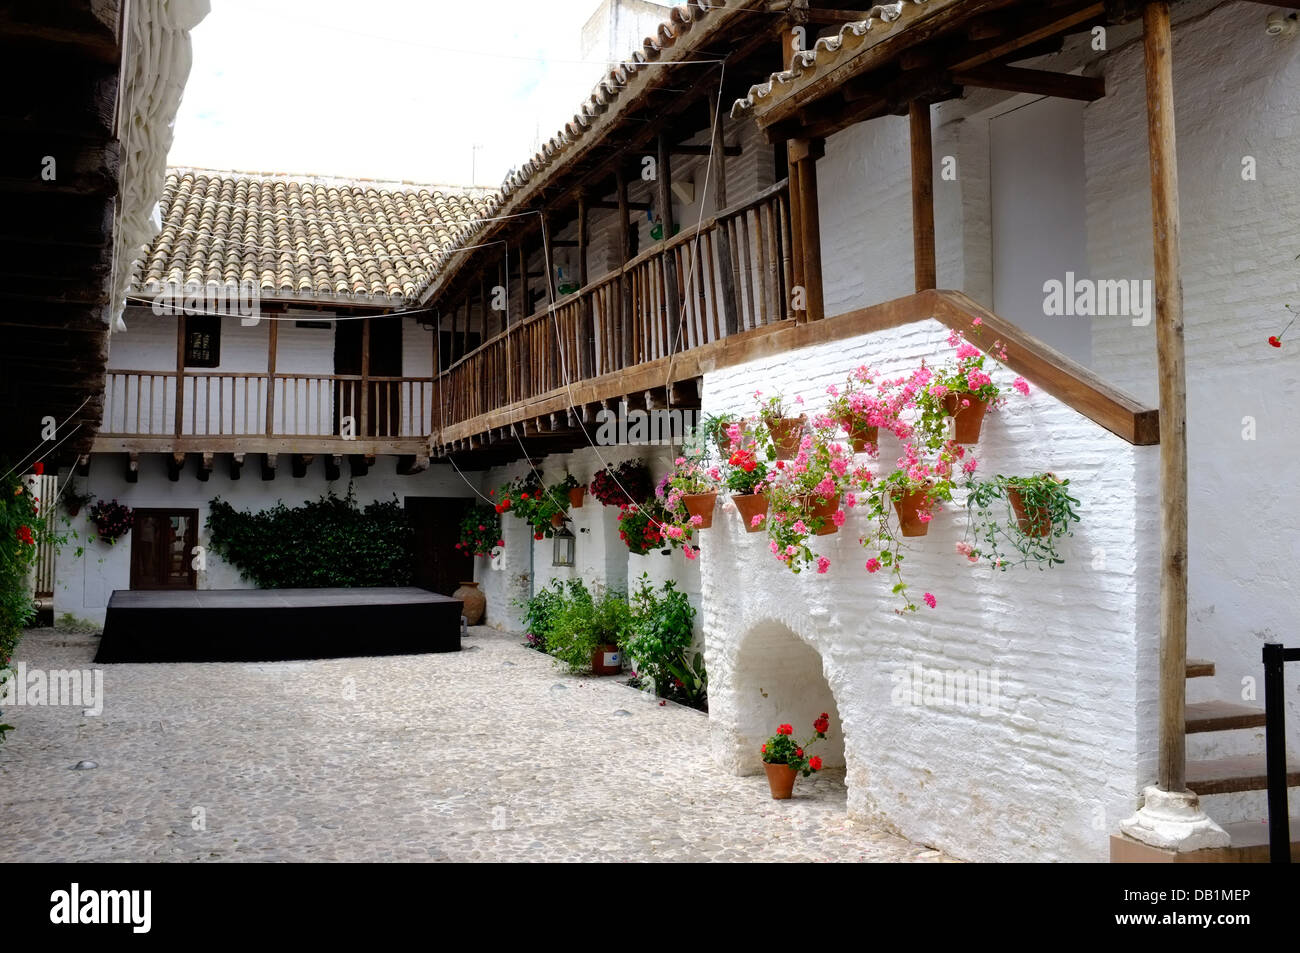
[405,497,474,596]
[129,509,198,590]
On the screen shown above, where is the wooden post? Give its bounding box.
[174,313,186,436]
[360,316,371,439]
[656,131,682,337]
[782,25,806,319]
[449,297,461,364]
[616,166,634,368]
[264,317,278,437]
[709,94,728,210]
[540,213,557,304]
[909,99,937,292]
[1144,0,1188,794]
[790,137,825,322]
[578,193,595,377]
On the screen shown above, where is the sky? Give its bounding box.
[168,0,672,186]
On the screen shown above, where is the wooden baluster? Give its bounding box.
[736,212,754,331]
[778,190,794,320]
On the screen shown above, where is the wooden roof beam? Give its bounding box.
[951,64,1105,101]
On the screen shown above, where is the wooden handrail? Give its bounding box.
[437,289,1159,447]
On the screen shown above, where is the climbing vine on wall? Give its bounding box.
[206,486,414,589]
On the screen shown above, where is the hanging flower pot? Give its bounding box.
[891,487,932,537]
[802,492,841,536]
[731,492,769,533]
[682,491,717,529]
[568,486,586,508]
[941,393,990,444]
[763,762,797,800]
[550,511,565,529]
[842,420,878,454]
[1007,472,1057,538]
[765,415,806,460]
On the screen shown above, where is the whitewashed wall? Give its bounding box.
[53,456,478,626]
[808,2,1300,832]
[701,321,1160,863]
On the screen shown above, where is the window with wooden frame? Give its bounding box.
[184,315,222,367]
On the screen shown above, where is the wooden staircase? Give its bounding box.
[1111,657,1300,862]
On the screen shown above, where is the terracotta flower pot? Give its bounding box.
[942,393,990,444]
[891,487,932,537]
[842,420,878,454]
[550,511,565,529]
[765,415,806,460]
[731,492,769,533]
[802,492,841,536]
[682,491,717,529]
[590,643,622,676]
[568,486,586,508]
[763,761,797,800]
[452,581,486,626]
[1007,474,1057,538]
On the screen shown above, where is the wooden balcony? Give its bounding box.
[93,369,436,459]
[439,181,794,449]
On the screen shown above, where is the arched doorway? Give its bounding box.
[722,619,846,776]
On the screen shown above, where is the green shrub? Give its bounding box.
[206,486,413,588]
[543,580,633,673]
[517,579,579,652]
[1,470,43,673]
[627,574,706,709]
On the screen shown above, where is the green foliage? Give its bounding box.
[517,579,582,652]
[964,473,1081,570]
[1,469,47,676]
[206,485,414,588]
[761,714,830,776]
[457,503,502,558]
[522,578,633,673]
[626,575,706,709]
[496,473,568,539]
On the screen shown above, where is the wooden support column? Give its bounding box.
[517,241,530,398]
[360,316,371,440]
[616,166,634,367]
[790,137,825,322]
[264,317,278,437]
[656,131,682,336]
[709,94,728,210]
[174,313,186,436]
[1144,0,1188,794]
[449,298,461,364]
[578,193,595,377]
[782,25,807,316]
[909,99,937,292]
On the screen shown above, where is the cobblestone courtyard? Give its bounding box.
[1,627,950,862]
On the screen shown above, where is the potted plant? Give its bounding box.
[725,448,769,533]
[545,583,633,676]
[617,500,668,555]
[61,484,95,519]
[556,473,585,509]
[699,412,743,457]
[964,472,1081,569]
[826,365,891,454]
[455,503,504,558]
[755,391,807,460]
[916,325,1027,446]
[590,459,652,507]
[626,574,707,710]
[87,499,133,544]
[760,714,830,799]
[664,456,719,530]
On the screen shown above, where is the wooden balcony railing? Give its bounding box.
[100,370,435,441]
[441,180,793,429]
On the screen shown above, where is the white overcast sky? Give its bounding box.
[168,0,667,186]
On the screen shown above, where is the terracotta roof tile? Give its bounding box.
[730,1,937,119]
[130,168,491,305]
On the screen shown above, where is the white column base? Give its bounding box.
[1119,785,1230,852]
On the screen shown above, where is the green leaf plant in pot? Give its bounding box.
[962,472,1081,570]
[544,582,633,676]
[760,713,830,799]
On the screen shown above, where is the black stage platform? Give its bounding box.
[96,587,463,663]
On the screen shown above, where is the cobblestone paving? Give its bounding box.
[0,627,952,862]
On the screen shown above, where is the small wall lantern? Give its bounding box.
[552,525,575,567]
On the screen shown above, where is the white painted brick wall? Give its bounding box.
[700,320,1160,862]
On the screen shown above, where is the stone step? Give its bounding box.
[1185,701,1267,734]
[1186,658,1215,678]
[1186,756,1300,795]
[1112,820,1300,862]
